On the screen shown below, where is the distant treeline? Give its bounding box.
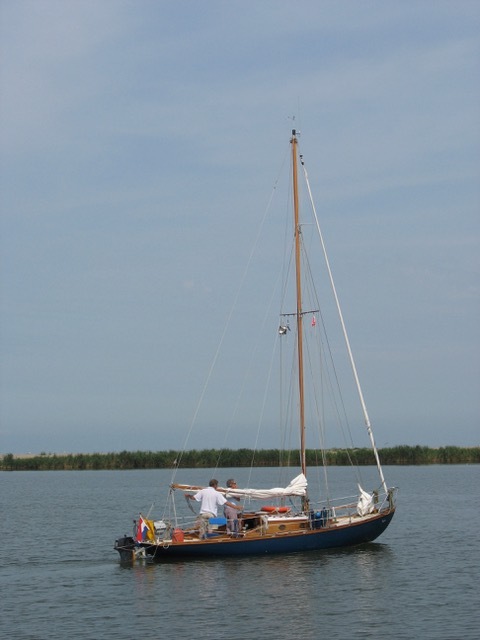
[1,446,479,471]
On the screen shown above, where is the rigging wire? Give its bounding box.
[171,146,290,486]
[299,147,388,494]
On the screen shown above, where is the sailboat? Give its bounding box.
[114,130,396,561]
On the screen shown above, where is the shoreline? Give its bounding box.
[1,445,479,470]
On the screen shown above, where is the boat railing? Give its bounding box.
[311,488,395,523]
[157,486,397,537]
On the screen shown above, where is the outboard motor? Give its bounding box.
[114,536,136,562]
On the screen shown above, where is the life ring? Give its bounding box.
[260,506,291,514]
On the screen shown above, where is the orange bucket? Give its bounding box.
[172,528,184,543]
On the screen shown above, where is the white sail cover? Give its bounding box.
[356,485,375,516]
[225,473,307,500]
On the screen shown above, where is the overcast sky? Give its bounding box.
[1,1,479,454]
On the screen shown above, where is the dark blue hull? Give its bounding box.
[123,509,395,561]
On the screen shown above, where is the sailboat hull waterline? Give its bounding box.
[115,508,395,562]
[114,130,396,563]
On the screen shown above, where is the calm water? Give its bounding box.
[1,465,479,639]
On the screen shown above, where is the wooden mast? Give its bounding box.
[291,130,307,481]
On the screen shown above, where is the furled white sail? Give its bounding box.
[225,473,307,500]
[356,485,375,516]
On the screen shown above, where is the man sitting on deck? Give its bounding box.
[224,478,242,535]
